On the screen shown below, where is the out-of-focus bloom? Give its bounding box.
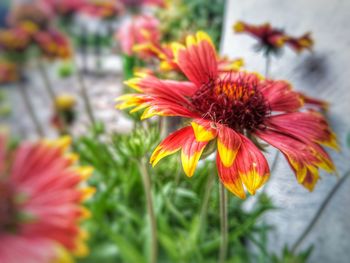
[0,27,32,53]
[120,0,165,9]
[134,40,244,73]
[116,14,160,57]
[117,31,337,198]
[82,0,124,20]
[0,136,94,263]
[51,94,77,130]
[42,0,87,17]
[7,1,53,30]
[233,21,313,54]
[0,61,18,85]
[34,29,72,59]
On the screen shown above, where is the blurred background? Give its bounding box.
[1,0,349,263]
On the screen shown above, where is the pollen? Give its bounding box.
[191,73,270,132]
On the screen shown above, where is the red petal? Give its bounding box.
[216,154,246,199]
[234,135,270,195]
[217,124,241,167]
[173,31,218,87]
[259,80,303,112]
[150,126,193,166]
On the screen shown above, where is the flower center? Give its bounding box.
[191,75,270,132]
[0,180,18,233]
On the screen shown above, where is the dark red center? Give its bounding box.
[191,75,270,132]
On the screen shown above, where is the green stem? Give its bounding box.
[270,150,280,173]
[38,60,56,103]
[291,171,350,253]
[74,57,97,127]
[137,157,158,263]
[198,166,215,240]
[219,182,228,263]
[265,54,271,78]
[18,81,45,137]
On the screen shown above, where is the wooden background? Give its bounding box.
[221,0,350,262]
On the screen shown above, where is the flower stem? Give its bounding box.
[18,81,44,137]
[38,60,56,103]
[270,150,280,173]
[291,170,350,253]
[198,168,215,240]
[137,157,158,263]
[74,57,97,127]
[265,54,271,78]
[219,182,228,263]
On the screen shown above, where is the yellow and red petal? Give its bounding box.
[301,166,319,191]
[172,31,218,87]
[256,129,335,189]
[217,124,241,167]
[234,135,270,195]
[297,92,329,111]
[286,33,314,53]
[267,111,339,150]
[216,154,246,199]
[191,119,217,142]
[150,126,193,166]
[181,130,208,177]
[259,80,304,112]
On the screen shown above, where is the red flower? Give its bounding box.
[81,0,124,19]
[0,61,19,85]
[0,136,94,263]
[233,21,313,54]
[116,14,160,57]
[0,27,32,53]
[117,32,337,198]
[42,0,87,17]
[34,29,72,59]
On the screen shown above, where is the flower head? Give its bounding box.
[117,31,337,198]
[82,0,124,20]
[0,61,19,85]
[42,0,87,17]
[34,29,72,59]
[233,21,313,55]
[116,14,160,57]
[51,94,77,130]
[0,27,33,53]
[0,136,94,263]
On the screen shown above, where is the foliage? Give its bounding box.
[73,124,279,263]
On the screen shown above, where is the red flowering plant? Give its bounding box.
[233,21,314,56]
[116,31,337,198]
[81,0,124,20]
[0,136,94,263]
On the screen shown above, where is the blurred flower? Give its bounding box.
[233,21,313,55]
[116,14,160,57]
[0,27,32,53]
[51,94,77,130]
[0,136,94,263]
[7,1,53,30]
[117,31,337,198]
[42,0,87,18]
[34,29,72,59]
[0,61,18,85]
[120,0,165,9]
[82,0,124,20]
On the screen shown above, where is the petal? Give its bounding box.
[259,80,304,112]
[297,92,329,111]
[191,119,217,142]
[181,131,208,177]
[216,154,246,199]
[235,135,270,195]
[150,126,192,166]
[301,166,319,191]
[172,31,218,87]
[267,111,339,150]
[286,33,313,52]
[217,125,241,167]
[256,129,335,189]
